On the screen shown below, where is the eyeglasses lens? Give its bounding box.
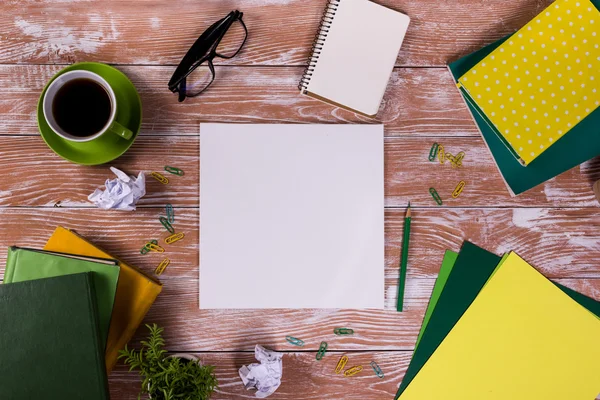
[215,19,247,58]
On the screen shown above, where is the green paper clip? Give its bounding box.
[159,216,175,233]
[164,166,184,176]
[166,203,175,223]
[316,341,328,361]
[141,239,158,255]
[370,361,384,378]
[285,336,304,347]
[428,143,439,161]
[333,328,354,335]
[429,187,443,206]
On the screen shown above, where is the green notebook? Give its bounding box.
[396,242,600,399]
[448,1,600,196]
[4,247,120,348]
[0,273,109,399]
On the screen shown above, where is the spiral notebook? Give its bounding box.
[298,0,410,117]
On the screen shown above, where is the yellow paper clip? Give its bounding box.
[155,258,170,275]
[165,232,185,245]
[452,181,466,198]
[344,366,363,377]
[429,187,443,206]
[146,243,165,253]
[151,172,169,184]
[446,151,465,168]
[445,152,456,165]
[141,239,158,255]
[335,356,348,374]
[454,151,465,167]
[438,145,445,164]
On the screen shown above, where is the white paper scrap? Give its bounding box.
[88,167,146,211]
[239,345,283,398]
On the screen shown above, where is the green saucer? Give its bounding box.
[37,62,142,165]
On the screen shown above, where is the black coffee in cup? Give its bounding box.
[52,78,112,137]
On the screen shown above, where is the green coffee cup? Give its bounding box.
[37,63,142,165]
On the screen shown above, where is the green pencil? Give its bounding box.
[397,202,411,312]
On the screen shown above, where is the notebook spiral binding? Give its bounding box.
[298,0,341,92]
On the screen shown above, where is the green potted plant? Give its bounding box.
[119,324,218,400]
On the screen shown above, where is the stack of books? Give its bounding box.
[395,242,600,400]
[1,227,162,399]
[450,0,600,195]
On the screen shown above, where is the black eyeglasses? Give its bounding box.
[168,10,247,102]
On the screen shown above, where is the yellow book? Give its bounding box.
[44,226,162,373]
[458,0,600,165]
[399,252,600,400]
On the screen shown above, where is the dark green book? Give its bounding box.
[0,273,109,399]
[395,242,600,399]
[448,0,600,196]
[4,247,120,348]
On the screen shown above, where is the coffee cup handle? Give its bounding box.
[108,121,133,140]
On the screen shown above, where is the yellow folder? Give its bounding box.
[399,252,600,400]
[44,226,162,373]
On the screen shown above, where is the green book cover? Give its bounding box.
[396,242,600,399]
[0,273,109,399]
[448,0,600,196]
[415,250,458,347]
[4,247,120,349]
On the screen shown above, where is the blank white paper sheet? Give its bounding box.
[199,124,384,309]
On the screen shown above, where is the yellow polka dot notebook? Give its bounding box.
[457,0,600,165]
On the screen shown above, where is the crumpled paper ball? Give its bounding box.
[88,167,146,211]
[239,345,283,398]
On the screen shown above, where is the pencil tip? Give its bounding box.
[408,201,411,208]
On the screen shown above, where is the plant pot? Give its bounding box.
[169,353,201,364]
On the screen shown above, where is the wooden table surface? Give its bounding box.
[2,0,600,399]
